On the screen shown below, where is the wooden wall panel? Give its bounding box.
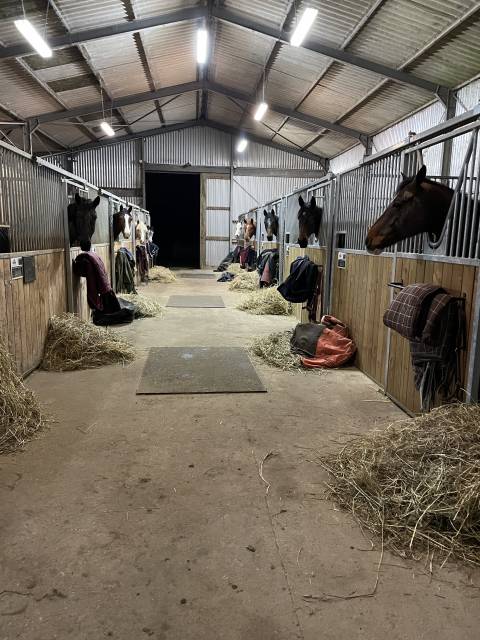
[0,250,66,375]
[330,252,392,385]
[385,258,478,414]
[283,247,326,322]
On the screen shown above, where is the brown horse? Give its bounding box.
[365,166,454,254]
[244,217,256,243]
[298,195,323,248]
[112,205,132,241]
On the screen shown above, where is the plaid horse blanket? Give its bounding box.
[383,283,465,411]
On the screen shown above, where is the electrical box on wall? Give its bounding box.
[23,256,36,283]
[337,252,347,269]
[10,257,23,279]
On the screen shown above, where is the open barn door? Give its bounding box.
[203,175,231,268]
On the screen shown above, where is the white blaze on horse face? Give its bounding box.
[123,214,131,239]
[234,221,243,238]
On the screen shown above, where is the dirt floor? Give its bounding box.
[1,271,480,640]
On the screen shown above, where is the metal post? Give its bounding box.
[140,138,146,209]
[62,182,74,312]
[466,268,480,403]
[23,122,32,154]
[440,90,456,185]
[109,198,116,291]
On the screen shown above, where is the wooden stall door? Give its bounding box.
[0,250,66,375]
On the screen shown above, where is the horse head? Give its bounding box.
[68,193,100,247]
[244,217,256,242]
[365,165,454,254]
[113,205,132,240]
[264,209,279,241]
[297,195,322,248]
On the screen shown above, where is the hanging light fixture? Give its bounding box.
[197,28,208,64]
[253,102,268,122]
[236,138,248,153]
[99,86,115,137]
[100,121,115,137]
[290,8,318,47]
[14,19,52,58]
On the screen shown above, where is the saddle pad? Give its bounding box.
[137,347,266,395]
[166,295,225,308]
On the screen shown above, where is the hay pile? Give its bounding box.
[41,314,135,371]
[228,263,242,274]
[0,340,48,453]
[237,288,292,316]
[119,293,164,318]
[250,330,302,370]
[149,266,176,283]
[228,270,259,291]
[320,404,480,566]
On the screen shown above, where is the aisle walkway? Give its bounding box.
[1,273,479,640]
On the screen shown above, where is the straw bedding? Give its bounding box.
[237,288,292,316]
[149,266,176,283]
[0,340,48,453]
[119,293,164,318]
[228,270,259,291]
[41,314,135,371]
[228,263,242,274]
[250,330,302,370]
[320,404,480,566]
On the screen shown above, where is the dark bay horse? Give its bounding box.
[68,193,100,247]
[113,205,132,240]
[365,165,454,253]
[264,209,279,241]
[298,195,323,248]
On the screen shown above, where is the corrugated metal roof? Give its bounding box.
[1,0,480,157]
[299,63,382,122]
[223,0,291,29]
[347,0,475,70]
[141,22,197,88]
[81,33,150,98]
[213,21,272,93]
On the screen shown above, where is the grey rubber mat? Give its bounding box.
[166,295,225,308]
[179,273,216,279]
[137,347,266,395]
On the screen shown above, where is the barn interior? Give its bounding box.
[1,1,480,638]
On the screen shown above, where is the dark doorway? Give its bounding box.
[145,172,201,268]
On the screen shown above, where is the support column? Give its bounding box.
[441,90,456,182]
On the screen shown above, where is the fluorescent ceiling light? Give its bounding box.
[100,121,115,137]
[290,8,318,47]
[197,29,208,64]
[14,19,52,58]
[253,102,268,122]
[236,138,248,153]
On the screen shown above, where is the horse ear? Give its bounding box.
[310,196,316,208]
[415,165,427,185]
[92,195,100,208]
[298,195,305,207]
[119,205,123,212]
[128,206,133,213]
[401,172,408,180]
[263,209,268,216]
[75,192,82,205]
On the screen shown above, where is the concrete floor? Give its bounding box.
[1,272,479,640]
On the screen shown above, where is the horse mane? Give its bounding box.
[397,175,454,195]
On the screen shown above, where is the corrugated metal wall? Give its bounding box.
[231,176,315,219]
[74,140,141,189]
[48,127,324,208]
[144,127,231,167]
[0,145,65,252]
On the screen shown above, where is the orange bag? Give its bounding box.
[301,315,356,368]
